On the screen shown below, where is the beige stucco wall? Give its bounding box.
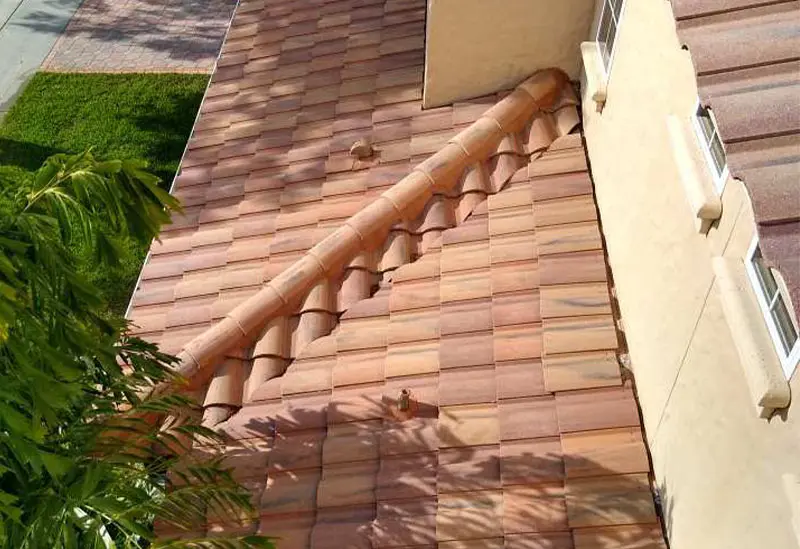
[423,0,594,107]
[580,1,800,548]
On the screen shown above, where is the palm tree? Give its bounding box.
[0,151,274,548]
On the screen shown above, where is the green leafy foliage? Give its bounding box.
[0,152,274,549]
[0,72,207,313]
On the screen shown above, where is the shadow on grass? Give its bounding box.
[0,72,207,315]
[0,72,206,189]
[127,89,205,187]
[0,138,63,174]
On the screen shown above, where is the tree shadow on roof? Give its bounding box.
[173,393,671,548]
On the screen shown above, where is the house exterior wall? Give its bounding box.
[580,1,800,548]
[423,0,594,107]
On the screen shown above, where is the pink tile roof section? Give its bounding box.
[132,1,668,546]
[172,68,573,390]
[163,135,667,547]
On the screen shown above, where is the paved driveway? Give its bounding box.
[42,0,237,73]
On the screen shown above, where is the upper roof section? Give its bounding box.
[125,0,579,390]
[423,0,595,107]
[672,0,800,317]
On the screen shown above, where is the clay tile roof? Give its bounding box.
[169,68,572,385]
[672,0,800,316]
[167,128,670,546]
[136,1,668,545]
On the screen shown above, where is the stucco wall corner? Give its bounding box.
[712,257,791,416]
[423,0,594,107]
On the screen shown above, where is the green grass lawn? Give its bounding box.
[0,72,208,314]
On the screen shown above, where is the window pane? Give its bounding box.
[695,104,728,179]
[752,250,778,300]
[598,29,611,70]
[771,296,799,354]
[598,42,611,68]
[606,18,618,58]
[709,135,726,175]
[611,0,624,21]
[597,4,614,68]
[696,107,716,143]
[596,2,611,42]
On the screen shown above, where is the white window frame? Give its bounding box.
[594,0,627,77]
[745,237,800,378]
[691,100,729,194]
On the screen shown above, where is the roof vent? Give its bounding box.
[397,388,412,412]
[349,138,374,160]
[389,388,418,422]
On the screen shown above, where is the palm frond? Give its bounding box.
[0,151,271,548]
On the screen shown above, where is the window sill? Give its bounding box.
[713,257,791,417]
[580,42,607,109]
[667,114,722,233]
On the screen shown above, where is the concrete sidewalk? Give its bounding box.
[0,0,84,115]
